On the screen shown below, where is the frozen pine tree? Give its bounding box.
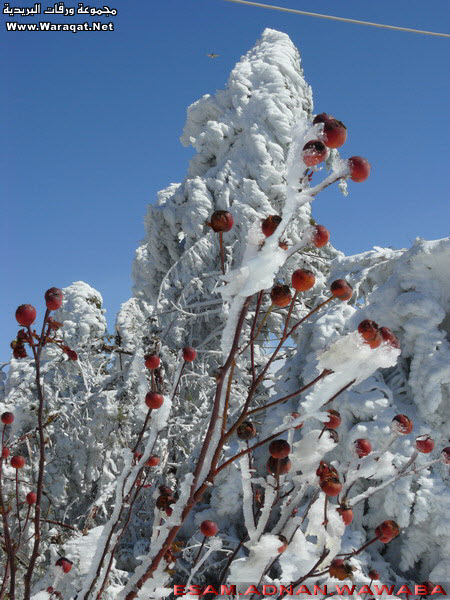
[1,29,448,600]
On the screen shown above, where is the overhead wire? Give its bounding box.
[222,0,450,39]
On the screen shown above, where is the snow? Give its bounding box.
[3,27,449,600]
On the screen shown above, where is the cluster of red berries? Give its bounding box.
[301,112,371,183]
[357,319,400,350]
[133,451,160,468]
[389,416,449,459]
[262,216,330,253]
[1,413,27,469]
[12,288,78,361]
[144,346,196,410]
[269,276,353,309]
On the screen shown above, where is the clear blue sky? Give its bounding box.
[2,0,449,362]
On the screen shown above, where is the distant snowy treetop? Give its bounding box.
[53,281,107,347]
[131,28,317,322]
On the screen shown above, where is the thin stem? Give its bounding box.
[192,536,206,567]
[0,454,16,599]
[340,535,379,558]
[0,556,10,600]
[322,379,356,407]
[244,304,274,352]
[24,308,50,600]
[221,361,235,436]
[246,370,331,418]
[170,362,186,402]
[282,290,299,338]
[219,232,225,275]
[132,409,153,455]
[282,548,330,596]
[285,296,334,339]
[218,538,246,585]
[15,470,22,538]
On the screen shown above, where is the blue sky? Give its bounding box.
[2,0,449,362]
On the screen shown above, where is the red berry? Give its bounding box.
[1,412,14,425]
[277,534,288,553]
[66,349,78,361]
[379,327,401,349]
[159,485,172,496]
[290,412,304,430]
[156,495,175,510]
[330,279,353,301]
[375,520,399,543]
[145,455,160,467]
[13,345,28,359]
[15,304,36,327]
[415,435,434,454]
[357,320,380,342]
[200,520,219,537]
[267,456,291,475]
[329,558,353,580]
[144,354,160,370]
[320,476,342,497]
[145,391,164,410]
[316,461,338,481]
[348,156,371,182]
[292,269,315,292]
[367,331,383,349]
[209,210,233,233]
[368,569,380,580]
[2,447,10,459]
[312,224,330,248]
[26,491,37,505]
[183,346,197,362]
[325,409,341,430]
[354,438,372,458]
[133,452,143,462]
[11,455,25,469]
[261,215,282,237]
[313,113,333,125]
[441,447,450,465]
[55,557,73,573]
[337,506,353,525]
[391,414,413,435]
[237,421,257,441]
[323,119,347,149]
[44,287,63,311]
[270,284,292,308]
[302,140,328,167]
[269,439,291,459]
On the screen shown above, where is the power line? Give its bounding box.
[222,0,450,39]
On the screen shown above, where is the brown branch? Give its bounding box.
[24,308,50,600]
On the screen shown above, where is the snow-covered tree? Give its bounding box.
[1,29,448,600]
